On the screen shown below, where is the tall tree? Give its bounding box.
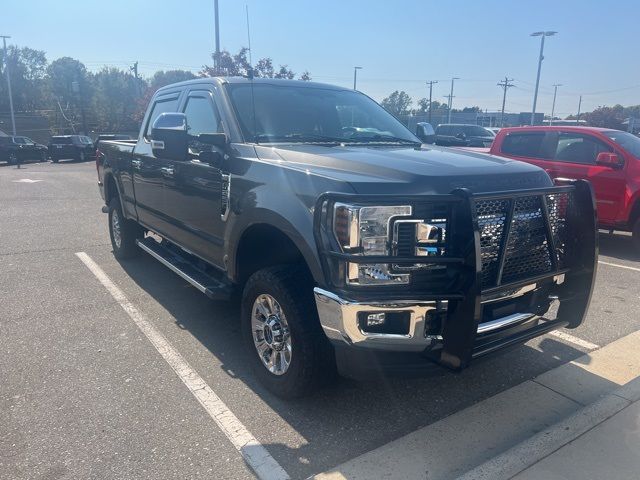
[0,45,48,111]
[93,67,141,132]
[381,91,413,116]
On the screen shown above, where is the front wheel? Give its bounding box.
[7,152,17,165]
[40,151,47,162]
[241,266,335,398]
[108,198,143,260]
[78,151,86,162]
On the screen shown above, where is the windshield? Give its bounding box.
[604,130,640,158]
[463,126,493,137]
[226,83,420,144]
[79,136,93,144]
[13,137,28,144]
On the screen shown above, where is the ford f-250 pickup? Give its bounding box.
[96,77,597,398]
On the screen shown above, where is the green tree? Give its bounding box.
[583,105,625,130]
[92,67,141,132]
[0,45,48,111]
[200,47,311,80]
[381,91,413,116]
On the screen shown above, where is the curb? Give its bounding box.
[458,376,640,480]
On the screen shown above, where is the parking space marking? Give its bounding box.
[75,252,290,480]
[598,260,640,273]
[548,330,599,351]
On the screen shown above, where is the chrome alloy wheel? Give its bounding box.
[251,294,292,376]
[111,208,122,249]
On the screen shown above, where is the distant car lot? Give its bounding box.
[1,161,640,479]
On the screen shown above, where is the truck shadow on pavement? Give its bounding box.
[117,254,593,479]
[598,231,640,262]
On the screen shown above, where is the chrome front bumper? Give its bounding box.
[314,288,441,352]
[313,283,561,352]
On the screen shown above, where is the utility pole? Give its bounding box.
[447,77,459,123]
[530,31,557,125]
[576,95,582,124]
[550,83,562,124]
[1,35,16,136]
[130,61,140,96]
[353,66,362,90]
[426,80,438,124]
[497,76,514,127]
[72,80,88,136]
[214,0,221,74]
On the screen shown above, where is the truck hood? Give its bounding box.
[255,144,552,195]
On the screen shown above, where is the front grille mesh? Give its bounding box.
[476,192,572,289]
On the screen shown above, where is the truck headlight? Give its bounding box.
[333,203,412,285]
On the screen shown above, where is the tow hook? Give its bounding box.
[101,206,109,214]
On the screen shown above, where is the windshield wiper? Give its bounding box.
[254,133,346,144]
[348,134,421,145]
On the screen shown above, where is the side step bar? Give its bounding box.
[136,237,233,301]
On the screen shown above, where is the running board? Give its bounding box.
[136,237,233,301]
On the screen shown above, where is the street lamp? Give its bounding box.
[353,66,362,90]
[530,31,557,125]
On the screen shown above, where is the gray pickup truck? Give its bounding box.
[96,77,597,398]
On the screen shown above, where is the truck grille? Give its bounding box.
[475,192,572,289]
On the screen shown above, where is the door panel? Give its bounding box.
[162,90,226,267]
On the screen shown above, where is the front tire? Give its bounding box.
[241,265,335,398]
[108,198,143,260]
[7,152,17,165]
[78,151,86,162]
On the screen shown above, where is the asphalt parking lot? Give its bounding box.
[1,160,640,480]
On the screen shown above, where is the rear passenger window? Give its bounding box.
[554,133,612,165]
[144,96,180,139]
[501,133,550,159]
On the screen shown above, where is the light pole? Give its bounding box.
[530,31,556,125]
[1,35,16,136]
[213,0,220,74]
[550,83,562,125]
[576,95,582,124]
[353,66,362,90]
[447,77,459,123]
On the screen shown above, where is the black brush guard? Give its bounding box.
[314,179,598,371]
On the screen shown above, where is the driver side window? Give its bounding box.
[183,94,222,137]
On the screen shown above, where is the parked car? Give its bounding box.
[415,122,436,144]
[96,77,597,397]
[48,135,95,163]
[487,127,501,136]
[489,126,640,249]
[435,124,495,147]
[0,136,48,164]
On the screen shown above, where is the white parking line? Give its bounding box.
[75,252,289,480]
[598,260,640,273]
[548,330,599,350]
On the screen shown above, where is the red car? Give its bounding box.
[487,126,640,249]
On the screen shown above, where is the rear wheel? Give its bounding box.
[241,265,335,398]
[632,218,640,252]
[108,197,143,260]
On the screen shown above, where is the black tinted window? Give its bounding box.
[145,96,180,139]
[51,137,73,144]
[555,133,612,164]
[501,133,549,158]
[183,95,221,136]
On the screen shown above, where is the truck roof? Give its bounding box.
[499,125,613,133]
[156,76,351,94]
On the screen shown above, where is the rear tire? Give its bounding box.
[632,218,640,252]
[108,197,143,260]
[241,265,335,398]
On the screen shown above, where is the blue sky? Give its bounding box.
[3,0,639,117]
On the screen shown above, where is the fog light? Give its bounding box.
[366,312,386,327]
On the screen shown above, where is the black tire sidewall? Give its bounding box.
[241,266,332,398]
[108,198,140,260]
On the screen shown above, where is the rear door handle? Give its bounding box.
[160,167,175,177]
[131,159,142,170]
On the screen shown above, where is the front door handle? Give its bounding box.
[160,167,175,177]
[131,159,142,170]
